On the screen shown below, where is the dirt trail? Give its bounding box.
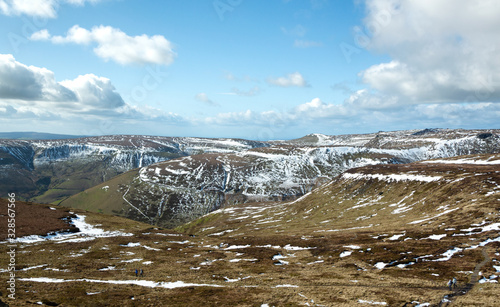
[435,247,491,307]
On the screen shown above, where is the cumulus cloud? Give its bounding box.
[199,94,500,139]
[267,72,310,88]
[202,98,353,129]
[30,29,51,40]
[0,61,126,116]
[60,74,125,110]
[0,54,175,120]
[0,54,127,112]
[31,25,176,66]
[204,110,256,126]
[358,0,500,104]
[0,0,103,18]
[0,0,58,17]
[0,54,77,102]
[194,93,218,107]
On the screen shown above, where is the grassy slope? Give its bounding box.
[2,154,499,306]
[30,159,126,205]
[182,155,500,236]
[59,169,138,215]
[174,154,500,305]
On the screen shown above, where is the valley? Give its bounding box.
[0,135,268,204]
[1,152,499,306]
[59,129,500,228]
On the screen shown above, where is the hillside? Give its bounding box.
[61,129,500,228]
[0,135,268,204]
[1,153,499,306]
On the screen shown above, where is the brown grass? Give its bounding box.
[0,199,75,239]
[2,155,500,306]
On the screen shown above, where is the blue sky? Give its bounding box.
[1,0,499,140]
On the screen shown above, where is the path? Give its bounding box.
[435,247,491,307]
[122,186,152,221]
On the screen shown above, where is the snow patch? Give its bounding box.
[388,234,405,241]
[343,172,441,183]
[19,277,223,289]
[424,234,447,240]
[358,299,387,305]
[374,262,388,269]
[10,215,132,244]
[340,251,352,258]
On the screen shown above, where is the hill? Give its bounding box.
[0,135,268,204]
[61,129,500,228]
[1,153,499,306]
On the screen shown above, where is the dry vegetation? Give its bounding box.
[1,154,500,306]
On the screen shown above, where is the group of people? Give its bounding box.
[135,269,144,277]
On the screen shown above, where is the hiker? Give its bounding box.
[447,278,457,291]
[140,269,144,277]
[135,269,138,277]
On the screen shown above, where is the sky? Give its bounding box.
[0,0,499,140]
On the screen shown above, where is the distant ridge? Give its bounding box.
[0,132,86,140]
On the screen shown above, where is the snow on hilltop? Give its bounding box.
[63,128,500,228]
[2,128,500,224]
[0,135,268,203]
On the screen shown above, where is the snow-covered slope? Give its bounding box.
[0,135,268,202]
[62,129,500,228]
[7,153,500,306]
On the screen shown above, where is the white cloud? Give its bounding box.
[31,25,176,66]
[0,54,124,112]
[0,0,57,17]
[65,0,102,5]
[0,0,103,18]
[202,98,354,129]
[3,51,498,139]
[197,95,500,139]
[0,54,127,111]
[358,0,500,104]
[60,74,125,110]
[292,98,359,121]
[30,29,51,40]
[267,72,310,88]
[204,110,256,125]
[0,54,76,102]
[0,54,183,127]
[194,93,218,107]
